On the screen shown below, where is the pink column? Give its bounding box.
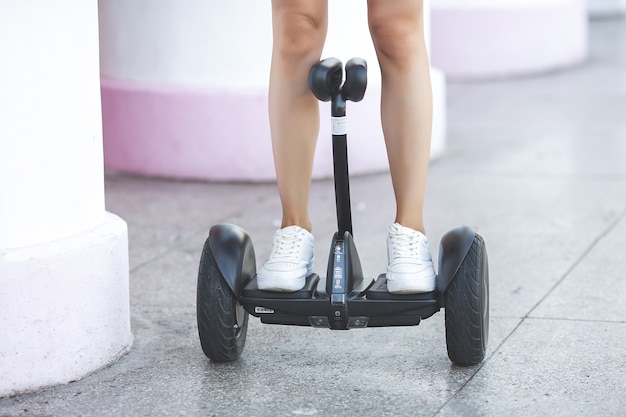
[431,0,588,79]
[99,0,447,182]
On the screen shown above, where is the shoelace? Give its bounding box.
[389,233,423,262]
[272,231,304,260]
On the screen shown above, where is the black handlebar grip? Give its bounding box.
[344,58,367,102]
[308,57,343,102]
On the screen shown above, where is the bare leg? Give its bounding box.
[367,0,432,234]
[269,0,329,233]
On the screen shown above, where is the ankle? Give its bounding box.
[393,221,425,235]
[281,218,312,233]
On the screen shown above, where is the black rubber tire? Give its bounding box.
[197,240,248,362]
[444,234,489,366]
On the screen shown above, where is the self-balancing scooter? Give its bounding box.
[196,57,489,366]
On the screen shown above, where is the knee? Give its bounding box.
[369,16,423,69]
[273,10,326,63]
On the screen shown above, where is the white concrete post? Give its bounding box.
[0,1,132,396]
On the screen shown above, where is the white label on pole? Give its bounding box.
[331,116,347,135]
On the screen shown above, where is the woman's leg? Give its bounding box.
[257,0,328,292]
[367,0,432,234]
[368,0,436,293]
[269,0,329,233]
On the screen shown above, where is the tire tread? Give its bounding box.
[444,234,489,366]
[197,240,248,362]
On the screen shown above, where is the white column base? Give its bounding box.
[0,212,132,397]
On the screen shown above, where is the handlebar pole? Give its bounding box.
[331,90,353,236]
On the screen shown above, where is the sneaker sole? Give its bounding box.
[256,276,306,293]
[387,276,436,294]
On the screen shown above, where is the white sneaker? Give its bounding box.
[257,226,315,292]
[386,223,436,294]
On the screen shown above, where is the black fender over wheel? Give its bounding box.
[197,238,249,362]
[444,233,489,366]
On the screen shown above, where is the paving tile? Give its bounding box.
[0,307,517,417]
[424,169,626,319]
[105,174,276,269]
[438,319,626,417]
[531,212,626,322]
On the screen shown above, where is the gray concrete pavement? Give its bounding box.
[2,18,625,417]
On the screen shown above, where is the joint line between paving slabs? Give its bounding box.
[525,208,626,319]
